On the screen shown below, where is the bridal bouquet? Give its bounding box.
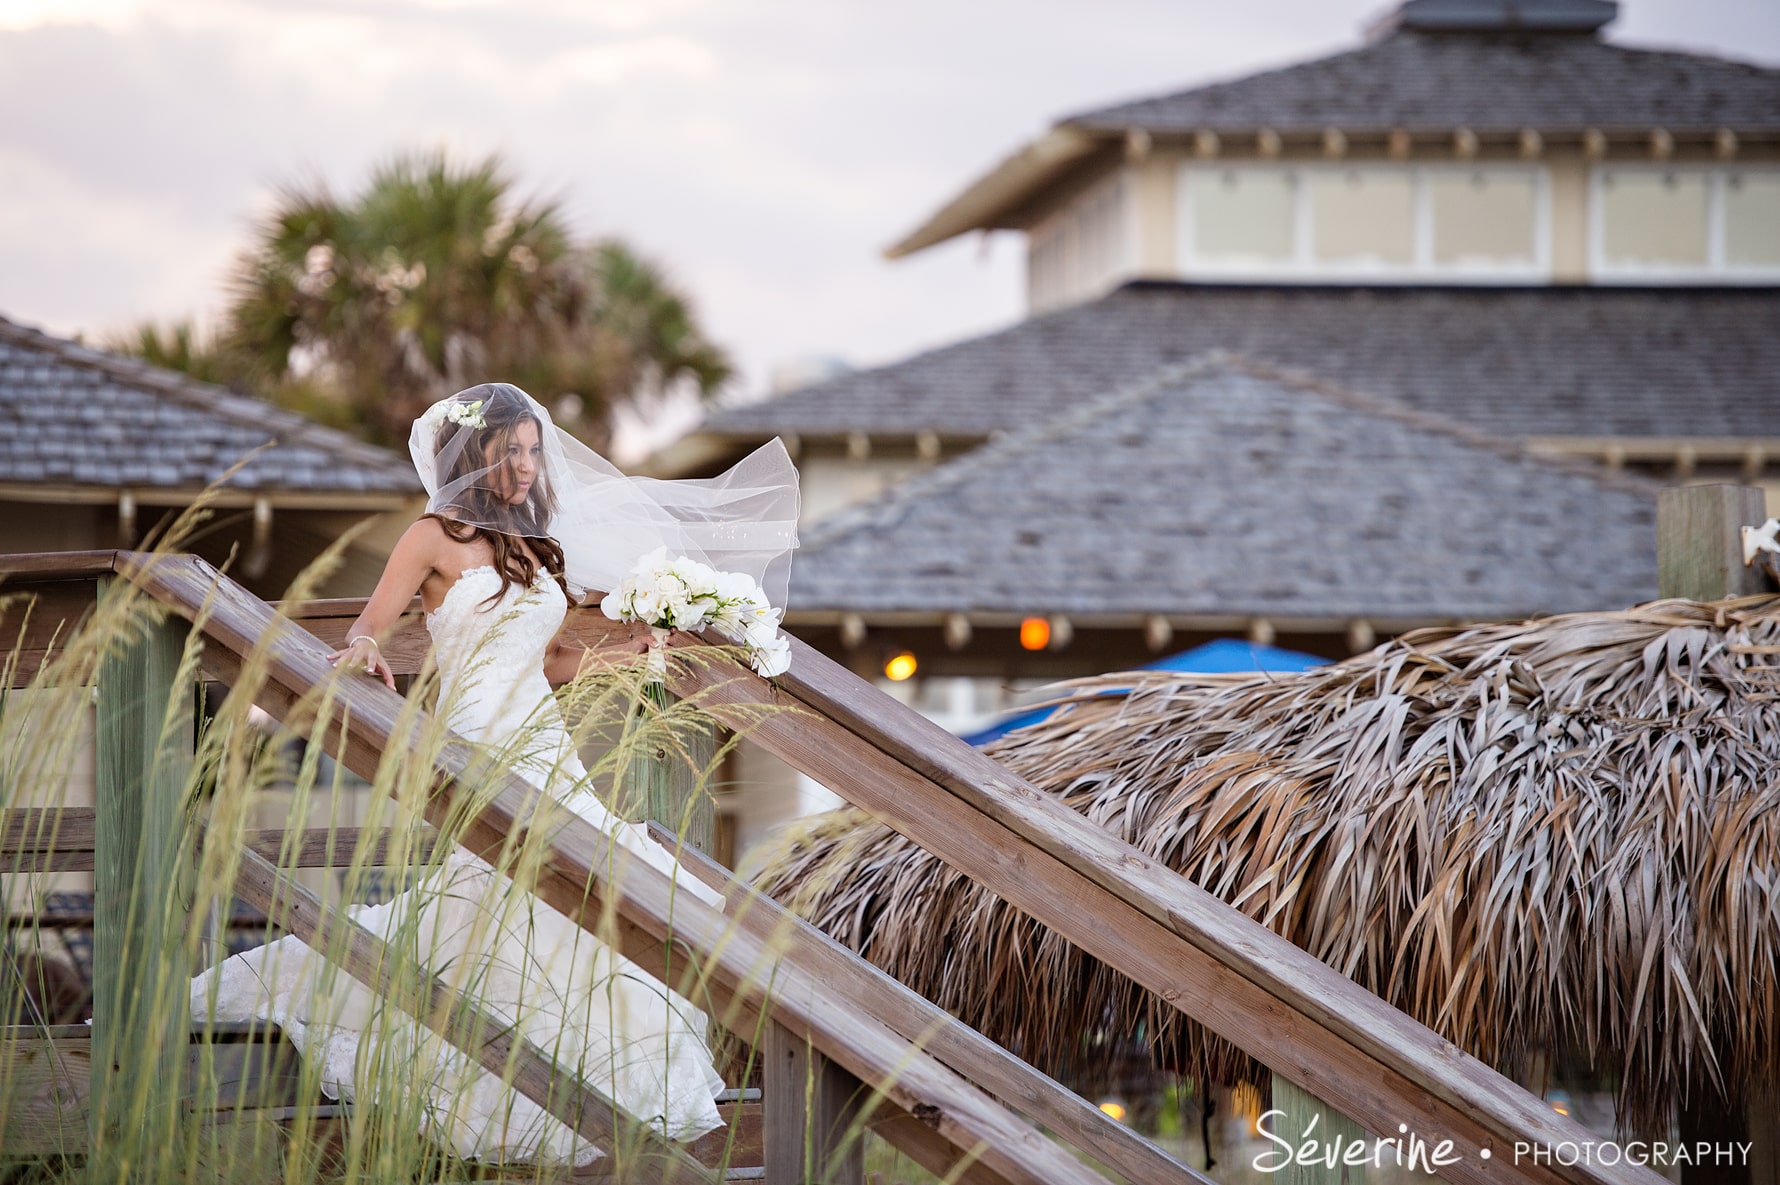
[600,547,793,678]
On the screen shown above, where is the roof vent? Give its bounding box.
[1375,0,1617,36]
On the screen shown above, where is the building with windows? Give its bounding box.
[894,0,1780,307]
[657,0,1780,569]
[649,0,1780,857]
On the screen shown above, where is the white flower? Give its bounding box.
[713,569,755,603]
[445,399,487,429]
[598,549,791,678]
[750,633,792,677]
[419,401,449,431]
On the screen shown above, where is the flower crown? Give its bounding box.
[420,397,488,432]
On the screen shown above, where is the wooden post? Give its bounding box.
[764,1022,866,1185]
[627,683,716,856]
[1655,486,1771,1185]
[1656,485,1770,600]
[1273,1075,1368,1185]
[91,604,193,1175]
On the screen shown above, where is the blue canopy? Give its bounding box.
[959,638,1327,748]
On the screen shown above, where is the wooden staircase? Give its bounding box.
[0,549,1669,1185]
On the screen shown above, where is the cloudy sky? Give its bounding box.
[3,0,1777,447]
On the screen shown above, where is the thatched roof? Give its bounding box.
[751,595,1780,1133]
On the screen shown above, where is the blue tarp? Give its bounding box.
[960,638,1327,747]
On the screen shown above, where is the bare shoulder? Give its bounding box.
[386,516,454,572]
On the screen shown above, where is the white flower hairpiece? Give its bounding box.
[445,399,487,430]
[419,397,488,432]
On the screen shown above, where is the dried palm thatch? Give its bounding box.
[750,596,1780,1134]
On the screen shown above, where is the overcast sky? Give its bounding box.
[3,0,1777,450]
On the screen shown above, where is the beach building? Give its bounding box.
[646,0,1780,852]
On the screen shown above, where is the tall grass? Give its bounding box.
[0,510,856,1184]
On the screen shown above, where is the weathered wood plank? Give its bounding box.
[0,1027,316,1159]
[0,552,120,581]
[0,582,104,660]
[665,631,1665,1185]
[764,1022,866,1185]
[685,1097,763,1171]
[91,597,191,1172]
[1657,485,1770,600]
[0,810,438,873]
[0,1032,91,1156]
[149,553,1085,1185]
[645,821,1204,1185]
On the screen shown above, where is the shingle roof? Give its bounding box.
[790,355,1658,621]
[1064,30,1780,134]
[704,284,1780,443]
[0,315,420,497]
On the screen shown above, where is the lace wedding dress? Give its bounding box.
[190,566,726,1168]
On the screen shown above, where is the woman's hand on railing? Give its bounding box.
[326,635,396,690]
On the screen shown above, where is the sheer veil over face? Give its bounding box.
[411,383,800,603]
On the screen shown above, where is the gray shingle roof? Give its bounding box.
[1064,30,1780,134]
[0,315,420,496]
[791,356,1658,621]
[705,284,1780,443]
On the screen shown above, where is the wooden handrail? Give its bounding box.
[112,552,1111,1185]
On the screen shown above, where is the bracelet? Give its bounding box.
[347,635,380,651]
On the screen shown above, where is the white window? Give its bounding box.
[1723,171,1780,270]
[1178,164,1549,281]
[1599,170,1709,268]
[1187,169,1296,267]
[1430,170,1541,269]
[1311,169,1415,268]
[1593,167,1780,280]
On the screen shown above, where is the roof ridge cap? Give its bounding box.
[0,313,414,478]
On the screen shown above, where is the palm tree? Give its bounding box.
[155,151,730,446]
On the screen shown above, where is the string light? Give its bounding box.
[884,652,918,681]
[1019,617,1050,650]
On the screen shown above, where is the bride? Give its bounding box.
[189,383,799,1169]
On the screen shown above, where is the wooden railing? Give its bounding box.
[0,549,1669,1185]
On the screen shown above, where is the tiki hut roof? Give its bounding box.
[751,594,1780,1132]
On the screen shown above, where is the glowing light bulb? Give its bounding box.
[1098,1100,1127,1122]
[884,652,918,681]
[1019,617,1050,650]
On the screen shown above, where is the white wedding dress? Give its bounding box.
[191,566,726,1168]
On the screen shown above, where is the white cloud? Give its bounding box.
[0,0,1774,408]
[0,144,235,335]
